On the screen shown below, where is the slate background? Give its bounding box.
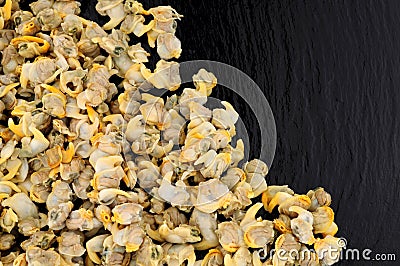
[81,0,399,265]
[27,0,400,265]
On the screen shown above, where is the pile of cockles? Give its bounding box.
[0,0,343,265]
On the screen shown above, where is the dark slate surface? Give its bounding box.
[80,0,399,265]
[36,0,400,264]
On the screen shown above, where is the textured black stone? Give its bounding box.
[23,0,400,264]
[80,1,400,265]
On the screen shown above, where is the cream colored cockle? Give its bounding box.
[111,202,143,225]
[29,0,52,15]
[52,34,79,58]
[36,7,62,31]
[264,190,292,213]
[289,205,316,245]
[200,248,224,266]
[121,13,154,37]
[111,222,146,252]
[127,43,150,63]
[192,69,217,97]
[14,11,39,36]
[273,233,302,265]
[147,5,182,48]
[52,0,81,15]
[66,208,102,231]
[94,204,112,229]
[21,230,56,251]
[220,167,243,190]
[0,0,12,30]
[243,159,269,197]
[101,234,129,265]
[0,208,18,233]
[157,32,182,60]
[186,101,212,129]
[1,45,23,74]
[86,234,109,265]
[0,139,16,165]
[239,203,274,249]
[2,192,38,220]
[314,235,343,265]
[0,0,344,263]
[134,236,164,266]
[95,188,133,205]
[42,92,67,118]
[0,87,17,113]
[195,179,231,213]
[0,29,15,51]
[57,231,86,258]
[96,0,126,30]
[47,201,73,230]
[199,152,231,179]
[141,59,181,91]
[212,101,239,131]
[158,223,201,244]
[190,208,219,250]
[312,206,338,236]
[18,213,48,236]
[30,183,50,204]
[61,14,83,36]
[59,69,87,98]
[136,159,161,190]
[158,171,191,207]
[46,180,73,210]
[216,221,244,253]
[185,122,216,146]
[178,88,208,119]
[25,247,64,266]
[224,246,253,266]
[76,64,118,109]
[19,57,56,90]
[307,187,332,211]
[161,243,196,266]
[139,94,171,129]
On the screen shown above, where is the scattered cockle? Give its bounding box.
[161,243,196,266]
[289,205,315,245]
[197,248,224,266]
[314,235,343,265]
[25,247,64,266]
[307,187,332,211]
[57,231,86,264]
[312,206,338,236]
[240,203,274,249]
[216,221,245,253]
[272,233,302,265]
[0,0,344,264]
[65,208,103,231]
[111,222,146,252]
[21,230,56,251]
[134,236,164,266]
[0,207,18,233]
[224,246,253,266]
[141,59,181,91]
[189,208,219,250]
[1,251,20,266]
[52,0,81,16]
[95,0,127,31]
[100,234,131,266]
